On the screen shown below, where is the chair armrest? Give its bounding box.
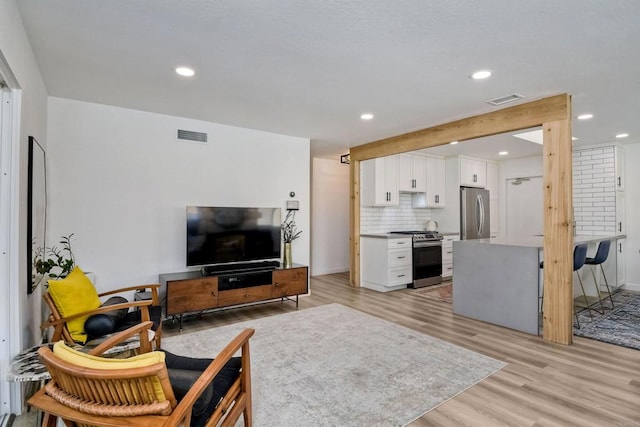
[166,328,255,425]
[98,284,160,305]
[87,321,154,356]
[41,300,153,329]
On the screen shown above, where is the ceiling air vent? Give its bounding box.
[177,129,208,143]
[486,93,525,106]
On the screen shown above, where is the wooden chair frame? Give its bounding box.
[28,322,255,427]
[42,284,163,350]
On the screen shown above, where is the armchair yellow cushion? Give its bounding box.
[48,267,102,343]
[52,341,166,401]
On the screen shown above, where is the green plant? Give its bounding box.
[282,210,302,243]
[34,233,76,279]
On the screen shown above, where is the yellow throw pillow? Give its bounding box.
[53,341,166,401]
[48,266,102,343]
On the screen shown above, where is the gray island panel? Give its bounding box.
[453,240,540,335]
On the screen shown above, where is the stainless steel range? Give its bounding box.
[390,231,443,288]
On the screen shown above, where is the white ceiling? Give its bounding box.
[15,0,640,160]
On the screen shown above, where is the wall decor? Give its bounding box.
[27,136,46,294]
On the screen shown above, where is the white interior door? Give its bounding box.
[506,176,543,237]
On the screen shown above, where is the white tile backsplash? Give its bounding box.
[573,146,617,235]
[360,193,433,233]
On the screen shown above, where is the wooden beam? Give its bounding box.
[542,118,574,344]
[350,94,570,161]
[350,160,361,287]
[349,93,574,344]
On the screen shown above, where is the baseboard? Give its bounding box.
[310,267,349,276]
[622,282,640,292]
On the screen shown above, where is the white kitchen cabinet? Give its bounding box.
[459,157,487,188]
[615,238,626,288]
[398,154,427,192]
[615,146,625,191]
[361,237,412,292]
[441,234,459,279]
[413,155,446,208]
[615,190,625,234]
[361,155,399,206]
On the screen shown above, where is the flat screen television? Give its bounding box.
[186,206,281,267]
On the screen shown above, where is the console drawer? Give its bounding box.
[217,285,274,307]
[167,278,218,315]
[273,268,308,297]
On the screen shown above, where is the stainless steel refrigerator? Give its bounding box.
[460,187,490,239]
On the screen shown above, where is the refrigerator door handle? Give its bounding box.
[477,194,484,236]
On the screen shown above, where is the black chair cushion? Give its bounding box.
[84,299,162,340]
[162,350,242,427]
[84,296,131,338]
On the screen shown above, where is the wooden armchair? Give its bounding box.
[42,278,163,351]
[28,321,255,427]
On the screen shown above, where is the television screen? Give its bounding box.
[186,206,281,267]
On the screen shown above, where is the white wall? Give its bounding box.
[47,97,310,300]
[311,158,349,275]
[0,0,49,412]
[622,140,639,288]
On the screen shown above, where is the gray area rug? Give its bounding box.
[574,290,640,350]
[162,303,506,426]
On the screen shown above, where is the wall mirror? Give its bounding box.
[27,135,46,294]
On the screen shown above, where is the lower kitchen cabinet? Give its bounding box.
[441,234,459,279]
[361,236,412,292]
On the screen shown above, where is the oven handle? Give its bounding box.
[413,241,443,248]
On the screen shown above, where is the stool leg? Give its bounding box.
[576,271,593,319]
[574,305,581,329]
[588,265,606,314]
[599,264,614,309]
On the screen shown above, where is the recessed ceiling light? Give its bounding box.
[471,70,492,80]
[616,133,629,139]
[360,113,374,120]
[175,67,195,77]
[450,141,459,145]
[577,113,593,120]
[498,151,509,156]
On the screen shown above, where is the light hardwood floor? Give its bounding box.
[163,272,640,426]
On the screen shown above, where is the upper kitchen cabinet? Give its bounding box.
[615,146,625,191]
[398,154,427,192]
[361,155,399,207]
[459,156,487,187]
[412,155,446,208]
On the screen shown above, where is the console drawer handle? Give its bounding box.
[274,283,280,287]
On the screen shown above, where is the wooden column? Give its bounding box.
[542,119,574,344]
[350,160,361,287]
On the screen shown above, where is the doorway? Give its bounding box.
[505,176,543,237]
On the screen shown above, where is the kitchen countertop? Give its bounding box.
[460,234,626,248]
[360,233,411,239]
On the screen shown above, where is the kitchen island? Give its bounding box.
[452,234,624,335]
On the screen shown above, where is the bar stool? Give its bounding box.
[539,243,589,328]
[584,240,614,310]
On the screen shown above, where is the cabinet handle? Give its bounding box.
[619,243,622,253]
[274,283,280,287]
[435,194,439,203]
[618,176,621,187]
[397,274,406,278]
[397,241,406,245]
[397,256,406,259]
[473,173,477,182]
[447,251,453,254]
[447,267,453,271]
[619,222,622,232]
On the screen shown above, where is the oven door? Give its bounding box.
[411,241,442,288]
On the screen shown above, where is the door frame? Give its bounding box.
[349,94,574,344]
[0,52,24,414]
